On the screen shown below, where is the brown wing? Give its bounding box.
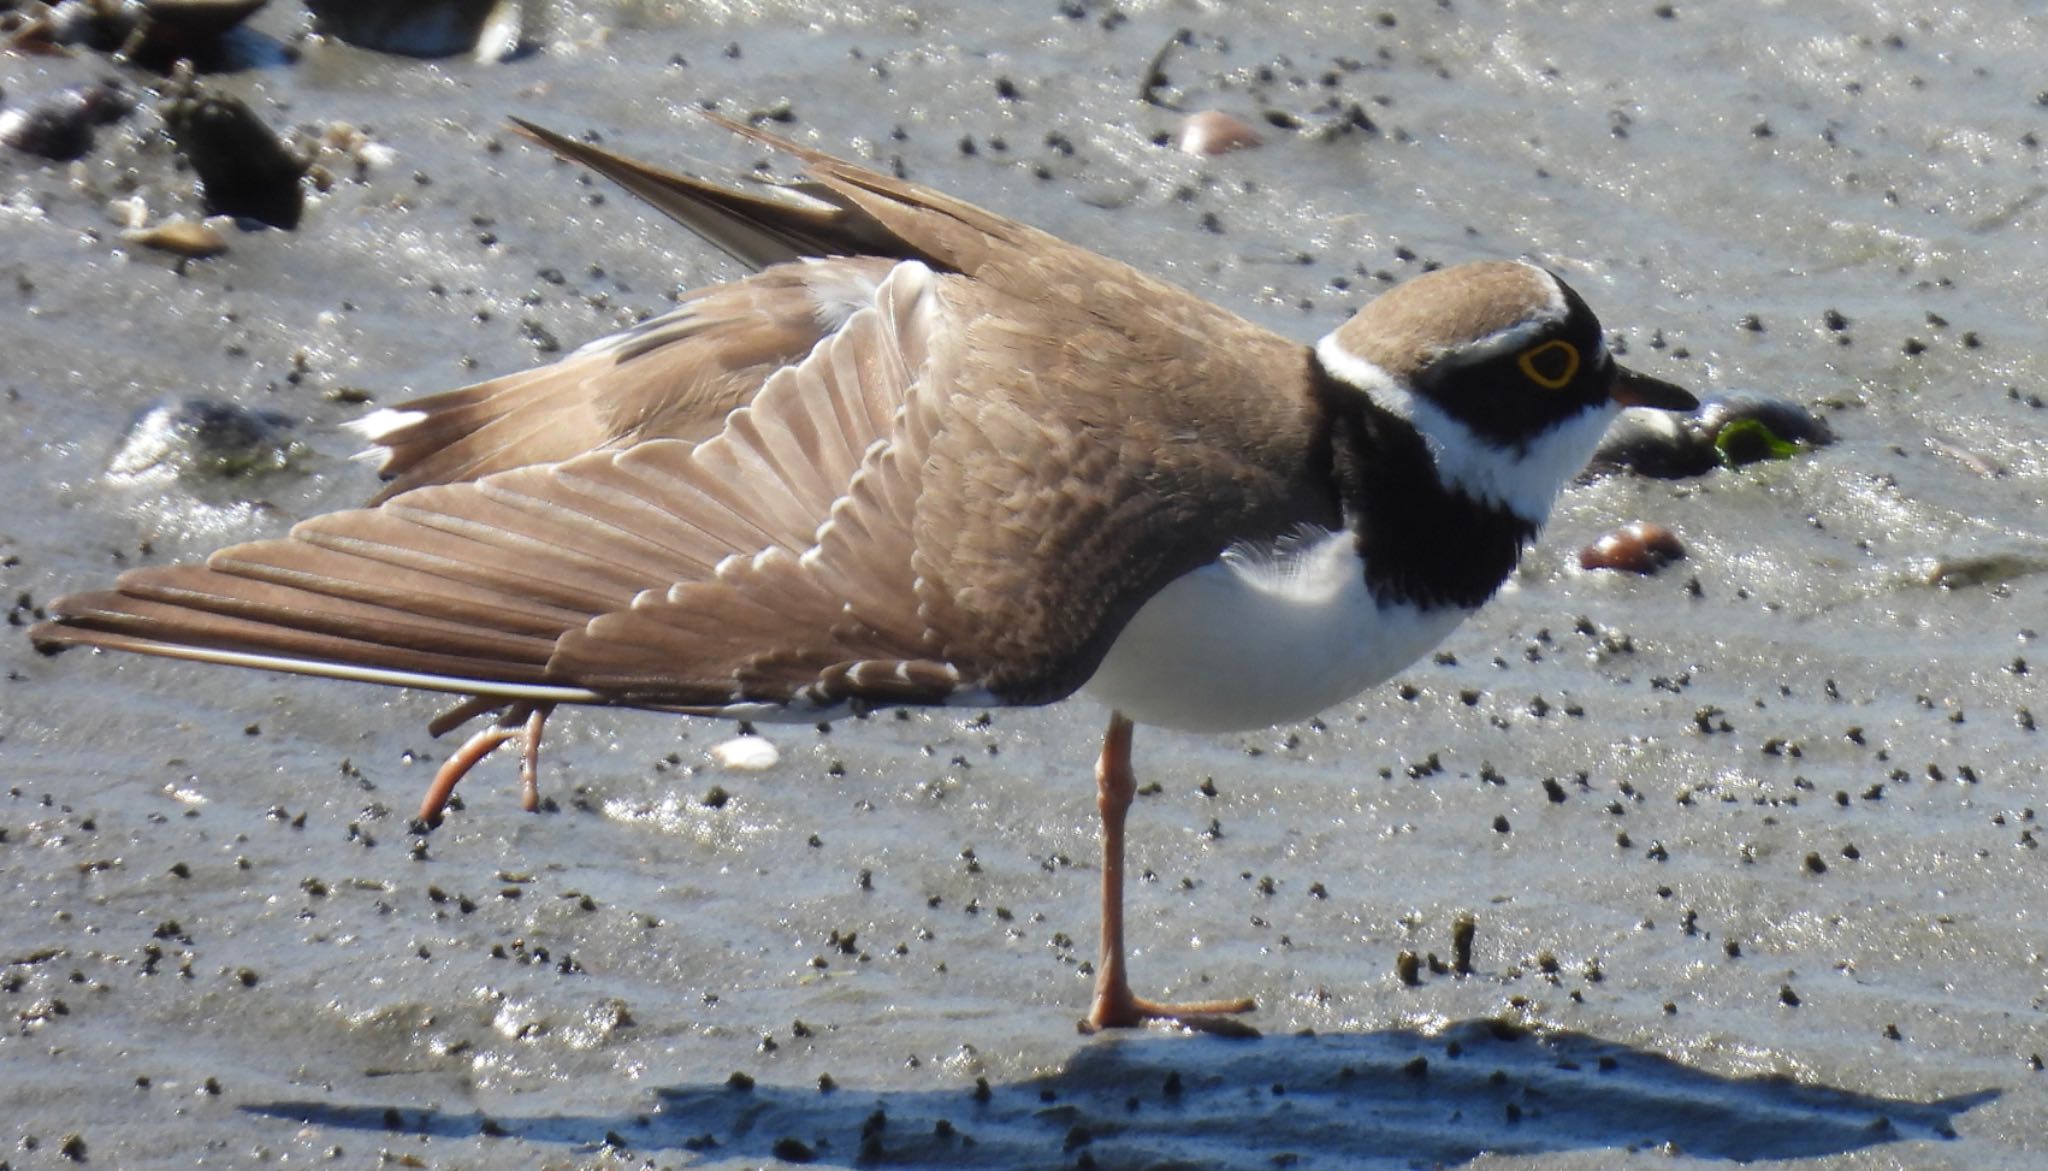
[354,258,896,502]
[37,263,946,711]
[685,111,1090,292]
[507,117,923,270]
[504,113,1054,278]
[352,115,1183,502]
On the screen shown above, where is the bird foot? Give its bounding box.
[414,702,551,827]
[1080,989,1259,1036]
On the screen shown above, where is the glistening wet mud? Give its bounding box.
[3,2,2042,1168]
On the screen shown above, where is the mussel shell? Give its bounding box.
[1588,390,1832,479]
[305,0,526,62]
[1696,390,1834,447]
[1586,410,1717,479]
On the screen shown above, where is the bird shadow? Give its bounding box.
[246,1018,1996,1168]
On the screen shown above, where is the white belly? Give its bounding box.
[1081,528,1470,733]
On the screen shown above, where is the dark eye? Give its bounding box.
[1516,339,1580,389]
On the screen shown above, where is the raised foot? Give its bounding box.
[413,702,552,828]
[1081,990,1260,1037]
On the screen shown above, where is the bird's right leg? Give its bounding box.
[1084,711,1259,1032]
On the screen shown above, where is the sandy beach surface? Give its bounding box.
[3,2,2044,1167]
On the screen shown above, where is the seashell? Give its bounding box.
[709,735,780,772]
[305,0,529,62]
[122,217,229,258]
[107,194,151,228]
[1585,409,1716,479]
[1579,522,1686,574]
[1177,109,1262,156]
[353,140,399,170]
[1696,391,1833,467]
[1588,389,1831,479]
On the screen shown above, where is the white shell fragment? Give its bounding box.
[708,734,780,771]
[122,218,230,259]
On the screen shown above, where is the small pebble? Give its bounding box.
[161,65,307,229]
[106,398,300,483]
[1395,950,1421,985]
[0,81,131,162]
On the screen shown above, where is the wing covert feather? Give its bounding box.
[355,260,897,501]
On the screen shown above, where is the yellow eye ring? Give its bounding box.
[1517,339,1580,389]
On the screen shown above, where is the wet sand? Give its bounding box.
[3,2,2044,1167]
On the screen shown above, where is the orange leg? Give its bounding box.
[1084,711,1258,1032]
[515,705,550,813]
[414,702,554,826]
[416,724,515,826]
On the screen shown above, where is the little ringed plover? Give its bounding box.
[32,113,1697,1031]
